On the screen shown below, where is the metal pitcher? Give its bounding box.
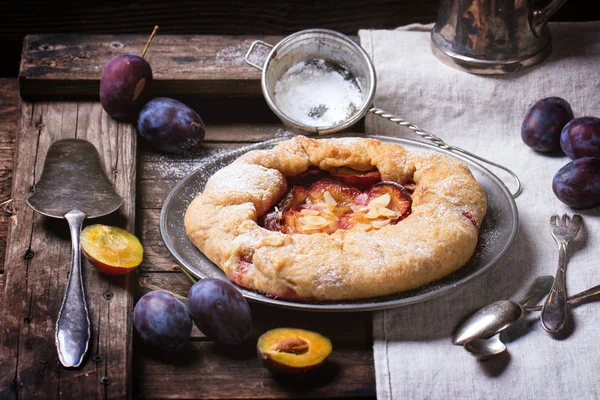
[431,0,569,74]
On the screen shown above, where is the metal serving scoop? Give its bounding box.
[27,139,123,368]
[455,279,600,360]
[453,276,555,346]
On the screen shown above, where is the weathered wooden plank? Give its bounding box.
[4,0,594,77]
[135,344,374,399]
[0,78,18,274]
[137,179,177,210]
[203,124,294,143]
[137,272,373,346]
[0,101,136,399]
[137,208,176,273]
[135,271,374,399]
[20,34,283,98]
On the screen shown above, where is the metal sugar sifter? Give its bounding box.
[245,29,522,198]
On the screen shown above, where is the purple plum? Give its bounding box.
[521,97,573,152]
[99,54,152,120]
[560,116,600,159]
[552,157,600,209]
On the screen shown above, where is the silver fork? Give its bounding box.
[541,214,583,333]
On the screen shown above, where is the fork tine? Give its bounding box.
[562,214,569,226]
[572,214,583,228]
[550,215,558,226]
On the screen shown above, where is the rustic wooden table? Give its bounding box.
[0,34,375,399]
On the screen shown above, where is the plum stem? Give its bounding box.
[138,280,188,304]
[179,266,198,284]
[141,25,159,58]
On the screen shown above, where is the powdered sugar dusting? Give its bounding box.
[215,40,255,66]
[274,128,296,138]
[145,147,231,180]
[274,59,364,127]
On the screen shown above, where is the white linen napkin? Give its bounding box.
[359,22,600,400]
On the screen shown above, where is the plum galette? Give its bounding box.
[184,136,487,301]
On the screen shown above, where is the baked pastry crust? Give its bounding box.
[184,136,487,301]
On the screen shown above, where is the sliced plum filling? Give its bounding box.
[260,167,412,234]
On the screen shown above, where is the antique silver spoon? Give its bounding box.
[453,276,554,346]
[455,283,600,360]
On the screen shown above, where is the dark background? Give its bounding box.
[0,0,596,77]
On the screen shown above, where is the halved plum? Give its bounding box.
[257,328,332,375]
[329,167,381,190]
[261,179,412,234]
[80,224,143,275]
[278,186,308,210]
[306,180,361,214]
[286,166,324,187]
[261,186,308,232]
[282,207,340,234]
[366,182,412,221]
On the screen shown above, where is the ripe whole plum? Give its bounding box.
[521,97,573,152]
[133,291,192,349]
[99,26,158,120]
[552,157,600,209]
[100,54,153,120]
[560,116,600,159]
[137,97,205,154]
[188,278,252,345]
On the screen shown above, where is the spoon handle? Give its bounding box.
[566,284,600,305]
[56,210,90,367]
[541,241,569,333]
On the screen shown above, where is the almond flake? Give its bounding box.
[322,210,339,220]
[378,207,399,218]
[353,223,372,231]
[300,209,320,216]
[299,215,328,225]
[371,219,391,228]
[369,193,391,208]
[312,202,331,211]
[365,207,380,219]
[323,191,337,207]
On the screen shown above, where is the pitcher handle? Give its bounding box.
[532,0,569,33]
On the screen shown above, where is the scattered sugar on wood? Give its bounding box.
[215,40,256,66]
[274,59,364,127]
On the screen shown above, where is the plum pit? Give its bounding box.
[257,328,332,374]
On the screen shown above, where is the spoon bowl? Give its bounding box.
[453,300,524,345]
[457,280,600,360]
[463,334,506,360]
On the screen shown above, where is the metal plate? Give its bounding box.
[160,134,519,312]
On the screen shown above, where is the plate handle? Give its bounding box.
[369,107,522,198]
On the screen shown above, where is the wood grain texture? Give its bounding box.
[0,101,136,399]
[135,343,375,400]
[1,0,444,76]
[135,271,374,399]
[20,34,283,98]
[0,79,18,273]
